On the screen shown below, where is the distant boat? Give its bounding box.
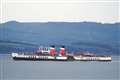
[12,46,112,61]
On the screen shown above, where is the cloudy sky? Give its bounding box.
[0,0,120,23]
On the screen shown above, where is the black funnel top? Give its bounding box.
[61,45,65,48]
[50,45,55,48]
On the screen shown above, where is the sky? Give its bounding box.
[0,0,120,23]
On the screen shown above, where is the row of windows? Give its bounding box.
[28,56,49,59]
[39,47,49,51]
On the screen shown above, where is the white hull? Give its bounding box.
[12,53,112,61]
[74,56,112,61]
[12,53,68,61]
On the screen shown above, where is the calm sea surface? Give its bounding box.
[0,54,119,80]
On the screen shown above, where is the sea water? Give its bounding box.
[0,54,119,80]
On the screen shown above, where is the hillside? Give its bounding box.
[0,21,119,55]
